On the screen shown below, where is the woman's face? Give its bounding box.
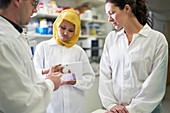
[58,20,75,41]
[105,2,128,30]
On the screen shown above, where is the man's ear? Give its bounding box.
[13,0,21,7]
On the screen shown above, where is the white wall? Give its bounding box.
[152,12,170,51]
[147,0,170,52]
[147,0,170,12]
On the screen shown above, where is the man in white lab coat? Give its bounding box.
[0,0,64,113]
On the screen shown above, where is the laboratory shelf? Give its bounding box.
[31,13,59,19]
[81,18,106,24]
[27,34,105,40]
[80,35,105,39]
[27,34,53,40]
[31,13,106,23]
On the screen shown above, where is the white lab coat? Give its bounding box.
[99,24,168,113]
[33,38,95,113]
[0,16,54,113]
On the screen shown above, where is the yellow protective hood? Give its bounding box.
[53,9,81,48]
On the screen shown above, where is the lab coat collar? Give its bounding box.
[48,37,57,45]
[0,15,23,33]
[115,28,124,36]
[115,23,151,38]
[49,37,64,47]
[48,37,74,49]
[0,16,20,38]
[138,23,151,38]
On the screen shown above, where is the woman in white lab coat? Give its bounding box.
[99,0,168,113]
[33,9,95,113]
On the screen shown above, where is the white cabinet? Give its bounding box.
[85,76,103,113]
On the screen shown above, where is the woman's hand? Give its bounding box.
[66,69,76,85]
[110,105,129,113]
[66,80,76,85]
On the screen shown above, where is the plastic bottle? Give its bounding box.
[51,1,57,14]
[43,1,48,14]
[48,21,53,35]
[38,2,44,13]
[85,9,93,20]
[47,1,53,14]
[39,19,48,35]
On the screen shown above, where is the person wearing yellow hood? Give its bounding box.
[33,9,95,113]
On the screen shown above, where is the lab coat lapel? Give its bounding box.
[17,34,33,59]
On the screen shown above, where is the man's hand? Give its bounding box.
[105,112,113,113]
[46,65,63,91]
[42,64,64,75]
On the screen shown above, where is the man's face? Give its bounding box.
[17,0,37,26]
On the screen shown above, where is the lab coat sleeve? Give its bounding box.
[99,35,118,110]
[0,42,54,113]
[33,43,46,79]
[126,33,169,113]
[73,48,95,91]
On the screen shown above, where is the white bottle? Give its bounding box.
[51,1,57,15]
[38,2,44,13]
[39,19,48,35]
[85,9,93,20]
[47,1,53,14]
[43,1,48,14]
